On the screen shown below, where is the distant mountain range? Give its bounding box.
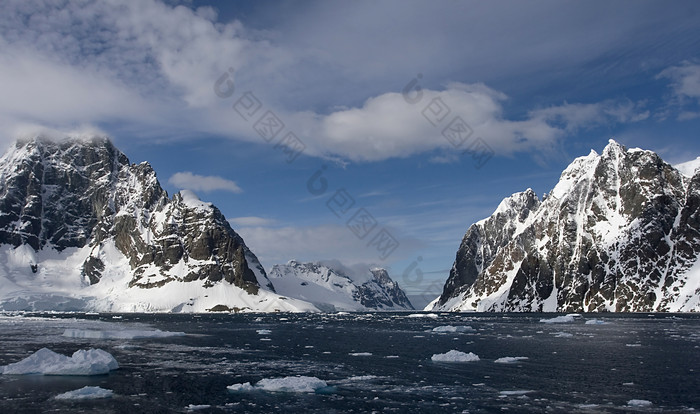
[269,260,413,312]
[427,140,700,312]
[0,136,409,312]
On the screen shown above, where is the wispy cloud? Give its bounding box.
[657,62,700,120]
[168,171,242,193]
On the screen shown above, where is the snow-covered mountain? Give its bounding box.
[0,136,315,312]
[428,140,700,312]
[269,260,414,311]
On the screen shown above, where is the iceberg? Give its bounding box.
[431,350,480,362]
[1,348,118,376]
[55,386,113,400]
[228,376,328,393]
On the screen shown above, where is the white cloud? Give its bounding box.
[168,171,242,193]
[658,62,700,99]
[657,62,700,120]
[229,216,276,227]
[302,84,648,161]
[0,0,685,161]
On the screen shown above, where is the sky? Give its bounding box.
[1,0,700,308]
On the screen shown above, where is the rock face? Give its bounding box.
[269,260,414,311]
[0,136,313,312]
[430,140,700,312]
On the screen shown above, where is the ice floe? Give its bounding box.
[227,376,329,393]
[585,319,608,325]
[494,356,528,364]
[627,399,652,407]
[186,404,211,411]
[431,350,480,362]
[347,375,378,381]
[349,352,372,357]
[553,332,574,338]
[499,390,533,396]
[55,386,113,400]
[407,313,439,318]
[540,315,576,323]
[256,329,272,335]
[0,348,118,375]
[432,325,474,333]
[63,328,185,339]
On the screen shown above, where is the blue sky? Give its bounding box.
[1,0,700,306]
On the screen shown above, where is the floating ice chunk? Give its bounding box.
[228,376,328,393]
[335,312,350,316]
[553,332,573,338]
[540,315,575,323]
[626,343,642,347]
[407,313,439,318]
[566,313,582,317]
[347,375,378,381]
[432,325,474,333]
[55,386,113,400]
[63,329,186,339]
[627,399,652,407]
[500,390,533,396]
[494,357,528,364]
[585,319,608,325]
[1,348,118,376]
[257,376,328,393]
[186,404,211,411]
[256,329,272,335]
[227,382,255,392]
[431,350,480,362]
[349,352,372,356]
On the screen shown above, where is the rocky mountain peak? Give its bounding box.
[0,135,295,312]
[430,141,700,312]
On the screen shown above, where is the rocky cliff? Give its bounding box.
[0,136,313,312]
[429,140,700,312]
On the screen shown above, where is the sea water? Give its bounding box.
[0,312,698,413]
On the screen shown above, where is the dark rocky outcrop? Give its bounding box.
[431,140,700,312]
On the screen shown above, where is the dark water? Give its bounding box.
[0,312,698,413]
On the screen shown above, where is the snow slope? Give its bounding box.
[269,260,413,311]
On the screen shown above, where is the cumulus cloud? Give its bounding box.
[0,0,686,161]
[304,84,649,161]
[168,171,242,193]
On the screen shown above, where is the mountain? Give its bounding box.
[0,136,315,312]
[428,140,700,312]
[268,260,414,311]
